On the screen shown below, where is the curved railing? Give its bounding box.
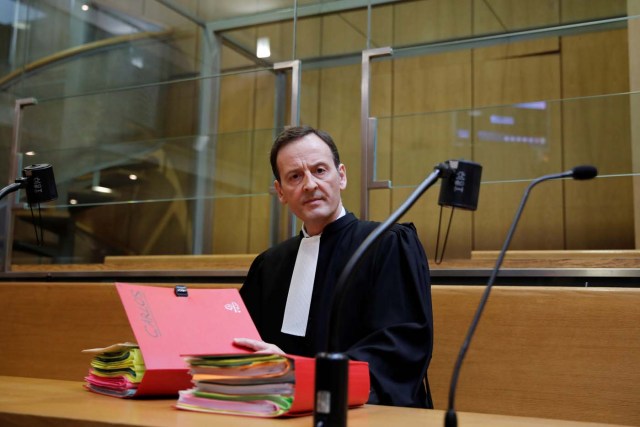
[0,30,173,90]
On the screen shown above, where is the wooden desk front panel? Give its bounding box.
[0,282,235,382]
[1,282,639,426]
[429,286,640,426]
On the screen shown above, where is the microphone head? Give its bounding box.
[571,165,598,180]
[22,164,58,204]
[438,160,483,211]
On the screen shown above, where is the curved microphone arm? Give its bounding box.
[0,178,27,202]
[444,166,597,427]
[326,163,449,352]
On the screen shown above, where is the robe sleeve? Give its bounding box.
[239,252,266,327]
[343,223,433,408]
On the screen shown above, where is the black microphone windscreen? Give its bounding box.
[22,164,58,203]
[438,160,483,211]
[571,165,598,180]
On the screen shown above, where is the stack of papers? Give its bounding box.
[80,284,263,398]
[176,353,370,417]
[82,343,145,398]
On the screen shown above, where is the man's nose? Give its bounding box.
[302,171,318,191]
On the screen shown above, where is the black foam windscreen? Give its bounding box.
[438,160,482,211]
[571,165,598,180]
[22,164,58,204]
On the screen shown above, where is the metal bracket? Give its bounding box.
[273,60,302,237]
[274,60,301,127]
[3,97,38,273]
[360,47,392,219]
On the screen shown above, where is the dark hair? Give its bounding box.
[270,125,341,182]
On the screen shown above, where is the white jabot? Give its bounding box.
[281,206,346,337]
[281,234,321,336]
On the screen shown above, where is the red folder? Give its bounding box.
[176,353,370,417]
[285,354,370,415]
[115,282,262,396]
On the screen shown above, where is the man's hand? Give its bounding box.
[233,338,285,355]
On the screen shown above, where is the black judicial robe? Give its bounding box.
[240,212,434,408]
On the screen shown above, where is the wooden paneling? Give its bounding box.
[429,286,640,425]
[213,70,276,253]
[473,40,563,250]
[320,10,368,57]
[473,0,560,34]
[393,0,472,46]
[2,282,638,425]
[560,0,627,23]
[0,282,239,382]
[562,30,630,98]
[300,68,321,125]
[213,131,253,253]
[317,64,362,214]
[388,51,473,258]
[630,0,640,247]
[561,29,633,249]
[205,2,635,255]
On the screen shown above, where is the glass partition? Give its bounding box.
[10,124,278,265]
[1,0,639,270]
[371,91,637,260]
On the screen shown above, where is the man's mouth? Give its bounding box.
[303,197,322,205]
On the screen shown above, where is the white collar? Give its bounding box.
[301,206,346,238]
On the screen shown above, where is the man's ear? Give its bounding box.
[274,179,287,204]
[338,163,347,190]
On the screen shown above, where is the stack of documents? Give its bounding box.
[81,283,263,398]
[82,343,145,398]
[176,353,370,417]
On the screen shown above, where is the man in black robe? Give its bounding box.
[235,126,433,408]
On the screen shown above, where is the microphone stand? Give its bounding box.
[313,162,451,427]
[327,163,449,350]
[0,178,27,202]
[444,167,596,427]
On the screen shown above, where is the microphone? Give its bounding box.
[444,165,598,427]
[22,164,58,204]
[313,159,482,427]
[0,164,58,247]
[0,164,58,203]
[571,165,598,180]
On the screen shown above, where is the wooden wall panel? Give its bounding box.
[248,74,277,253]
[300,69,321,126]
[320,10,368,57]
[561,29,634,249]
[560,0,627,22]
[213,73,257,253]
[473,0,560,34]
[317,64,362,215]
[215,69,278,253]
[630,0,640,247]
[206,2,635,255]
[295,16,322,59]
[562,30,630,98]
[473,41,563,250]
[393,0,472,46]
[388,51,473,258]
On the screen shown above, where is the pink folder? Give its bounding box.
[115,282,261,396]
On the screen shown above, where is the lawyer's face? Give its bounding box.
[274,133,347,236]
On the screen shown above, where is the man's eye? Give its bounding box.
[316,167,326,175]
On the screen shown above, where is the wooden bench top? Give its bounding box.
[9,251,640,273]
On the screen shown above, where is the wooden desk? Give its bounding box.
[1,283,639,425]
[0,377,631,427]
